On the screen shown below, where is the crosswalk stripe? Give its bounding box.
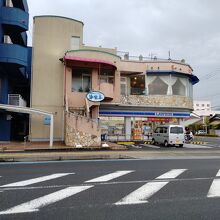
[0,173,74,187]
[156,169,187,179]
[207,179,220,198]
[85,170,134,183]
[215,169,220,177]
[207,169,220,198]
[0,185,93,215]
[115,169,187,205]
[115,181,168,205]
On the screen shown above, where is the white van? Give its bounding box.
[152,125,185,148]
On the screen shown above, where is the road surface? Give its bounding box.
[1,159,220,219]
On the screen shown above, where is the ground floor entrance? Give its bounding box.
[0,111,29,141]
[99,109,190,141]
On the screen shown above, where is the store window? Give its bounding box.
[72,69,91,92]
[148,76,168,95]
[172,78,186,96]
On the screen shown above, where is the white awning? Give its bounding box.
[0,104,54,147]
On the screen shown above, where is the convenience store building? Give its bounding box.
[30,16,199,146]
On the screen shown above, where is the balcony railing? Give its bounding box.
[0,43,28,67]
[8,94,26,107]
[1,6,29,31]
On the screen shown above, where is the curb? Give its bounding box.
[0,146,128,154]
[190,141,208,145]
[0,154,134,162]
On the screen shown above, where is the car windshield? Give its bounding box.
[170,127,184,134]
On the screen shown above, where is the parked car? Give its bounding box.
[152,125,185,148]
[196,130,207,135]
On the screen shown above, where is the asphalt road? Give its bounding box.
[1,159,220,220]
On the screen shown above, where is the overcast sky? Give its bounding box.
[27,0,220,109]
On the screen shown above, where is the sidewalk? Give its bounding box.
[1,142,220,162]
[0,141,126,152]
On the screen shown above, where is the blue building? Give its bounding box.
[0,0,31,141]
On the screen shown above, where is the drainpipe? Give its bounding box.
[49,114,54,147]
[64,63,68,111]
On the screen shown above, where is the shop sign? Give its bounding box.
[44,116,51,125]
[86,91,105,102]
[147,118,170,122]
[99,111,190,117]
[155,112,173,117]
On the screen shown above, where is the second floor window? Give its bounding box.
[120,77,127,95]
[100,69,114,84]
[72,69,91,92]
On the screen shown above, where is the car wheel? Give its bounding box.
[151,139,156,145]
[164,140,169,147]
[179,144,183,148]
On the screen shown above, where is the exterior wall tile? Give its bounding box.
[120,95,193,109]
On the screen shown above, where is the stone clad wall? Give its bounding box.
[65,112,101,147]
[120,95,193,109]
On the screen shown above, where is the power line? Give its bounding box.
[195,92,220,99]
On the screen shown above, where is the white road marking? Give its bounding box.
[85,170,134,183]
[141,144,160,149]
[0,173,74,187]
[115,169,187,205]
[115,181,168,205]
[215,169,220,177]
[0,185,93,215]
[156,169,187,179]
[207,179,220,198]
[184,144,212,149]
[207,169,220,198]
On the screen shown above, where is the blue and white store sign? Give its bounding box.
[99,111,190,118]
[87,91,105,102]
